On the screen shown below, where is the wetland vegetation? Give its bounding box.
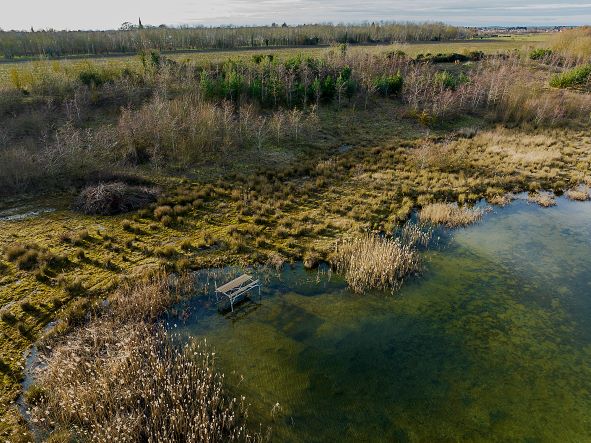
[1,24,591,441]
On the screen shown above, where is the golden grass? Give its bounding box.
[550,27,591,64]
[528,192,557,207]
[419,203,483,227]
[332,233,421,293]
[488,194,514,207]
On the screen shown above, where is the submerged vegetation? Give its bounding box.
[1,27,591,439]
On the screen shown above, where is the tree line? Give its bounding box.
[0,22,473,59]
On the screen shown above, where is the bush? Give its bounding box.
[550,64,591,89]
[434,71,469,90]
[418,52,483,63]
[374,73,403,96]
[529,48,553,60]
[73,182,159,215]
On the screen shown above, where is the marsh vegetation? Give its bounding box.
[1,25,591,441]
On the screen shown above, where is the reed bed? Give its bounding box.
[419,203,483,227]
[332,233,420,294]
[28,273,262,442]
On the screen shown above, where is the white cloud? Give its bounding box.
[2,0,590,30]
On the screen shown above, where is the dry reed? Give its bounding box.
[332,233,420,293]
[419,203,483,227]
[28,273,263,442]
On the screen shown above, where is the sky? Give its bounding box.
[2,0,591,31]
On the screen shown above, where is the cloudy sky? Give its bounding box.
[3,0,591,30]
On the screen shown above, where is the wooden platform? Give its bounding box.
[215,274,261,312]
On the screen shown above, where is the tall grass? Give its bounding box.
[419,203,483,227]
[332,232,421,293]
[549,27,591,65]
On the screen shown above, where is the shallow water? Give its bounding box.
[173,198,591,442]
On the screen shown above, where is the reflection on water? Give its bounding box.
[172,198,591,442]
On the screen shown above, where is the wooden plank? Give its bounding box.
[216,274,252,293]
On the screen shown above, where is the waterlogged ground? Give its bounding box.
[173,197,591,442]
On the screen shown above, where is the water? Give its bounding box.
[173,197,591,442]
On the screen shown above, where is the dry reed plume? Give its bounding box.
[28,273,263,442]
[332,233,421,294]
[419,203,483,227]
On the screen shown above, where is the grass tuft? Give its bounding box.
[419,203,483,227]
[528,192,557,207]
[332,233,420,293]
[565,186,590,201]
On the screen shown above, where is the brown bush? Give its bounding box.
[73,182,159,215]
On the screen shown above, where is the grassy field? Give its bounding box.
[0,34,552,85]
[0,29,589,440]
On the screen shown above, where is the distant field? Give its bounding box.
[0,34,553,85]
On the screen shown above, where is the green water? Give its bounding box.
[173,198,591,442]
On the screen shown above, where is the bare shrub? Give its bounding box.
[116,94,314,166]
[0,123,117,196]
[419,203,483,227]
[73,182,159,215]
[332,233,420,293]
